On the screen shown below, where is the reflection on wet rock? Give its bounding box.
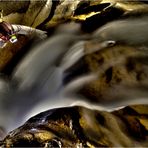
[0,35,29,72]
[1,105,147,147]
[0,0,148,146]
[1,0,148,30]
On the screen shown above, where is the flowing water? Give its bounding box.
[0,13,148,136]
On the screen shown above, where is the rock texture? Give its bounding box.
[1,0,148,72]
[1,105,147,147]
[0,1,148,147]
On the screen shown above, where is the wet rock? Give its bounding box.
[2,0,148,30]
[64,43,148,104]
[1,105,147,147]
[0,1,148,146]
[0,35,30,73]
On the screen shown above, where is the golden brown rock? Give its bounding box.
[65,43,148,103]
[0,105,147,147]
[0,0,148,73]
[1,0,148,29]
[0,35,29,71]
[0,1,148,147]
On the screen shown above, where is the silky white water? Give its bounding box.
[0,16,148,133]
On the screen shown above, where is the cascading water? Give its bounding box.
[0,14,148,137]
